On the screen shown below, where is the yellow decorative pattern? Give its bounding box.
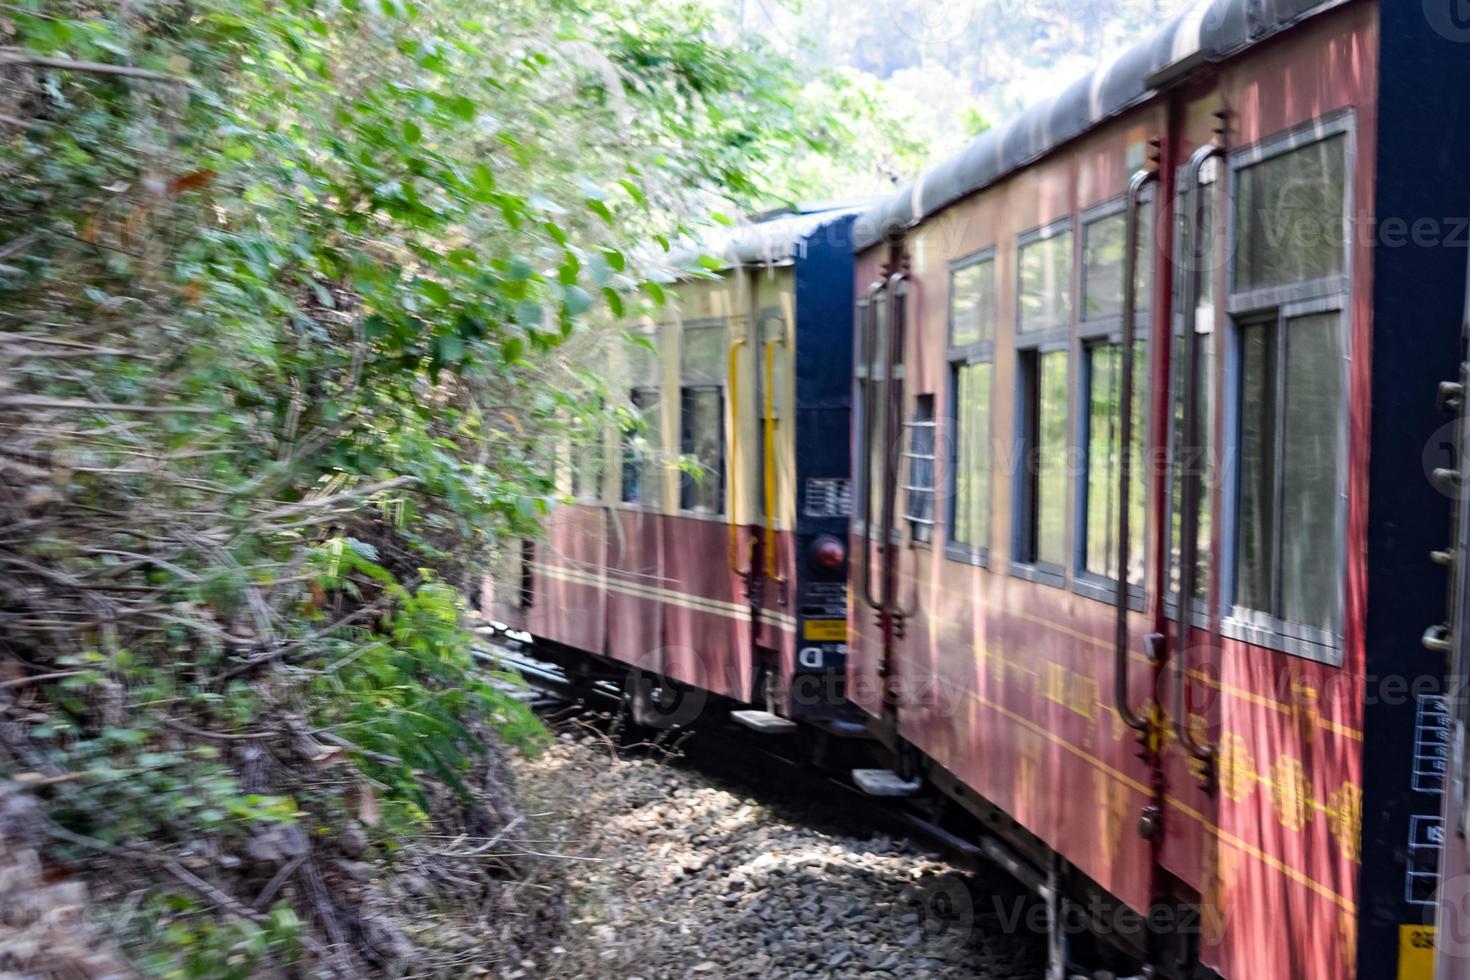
[1218,732,1257,803]
[1096,768,1129,867]
[1270,755,1313,832]
[1327,781,1363,863]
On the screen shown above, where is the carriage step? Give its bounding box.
[852,768,922,797]
[731,710,798,734]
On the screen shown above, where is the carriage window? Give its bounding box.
[1081,202,1152,323]
[1019,224,1074,334]
[1228,121,1350,655]
[620,329,662,506]
[680,387,723,513]
[680,320,727,514]
[1081,342,1146,585]
[570,405,604,501]
[1016,349,1068,571]
[1076,194,1153,599]
[951,361,992,555]
[621,388,661,506]
[1234,134,1347,294]
[947,252,995,562]
[1235,310,1344,635]
[904,396,937,544]
[950,256,997,346]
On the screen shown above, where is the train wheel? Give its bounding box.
[626,669,703,729]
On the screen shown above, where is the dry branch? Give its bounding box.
[0,48,187,83]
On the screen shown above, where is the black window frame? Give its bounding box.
[945,247,997,567]
[1010,219,1074,589]
[678,317,728,516]
[1074,193,1152,609]
[621,386,661,506]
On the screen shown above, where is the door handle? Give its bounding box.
[727,336,750,577]
[1174,141,1227,771]
[1114,165,1157,735]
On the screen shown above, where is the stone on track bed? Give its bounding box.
[510,728,1047,979]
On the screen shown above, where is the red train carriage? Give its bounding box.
[848,1,1470,977]
[490,205,863,727]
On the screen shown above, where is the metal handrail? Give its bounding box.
[1174,142,1226,767]
[885,271,920,620]
[861,279,887,611]
[1114,166,1157,735]
[727,335,750,577]
[762,331,786,583]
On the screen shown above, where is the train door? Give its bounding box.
[1111,112,1230,975]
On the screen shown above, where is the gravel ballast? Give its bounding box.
[511,727,1047,979]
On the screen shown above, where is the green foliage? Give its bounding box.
[0,0,876,970]
[131,896,302,980]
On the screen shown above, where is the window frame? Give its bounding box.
[618,323,663,509]
[569,403,605,504]
[1226,111,1353,317]
[678,316,728,517]
[945,247,997,568]
[1016,218,1076,338]
[1218,111,1355,666]
[620,385,662,507]
[1073,192,1153,609]
[1011,219,1075,589]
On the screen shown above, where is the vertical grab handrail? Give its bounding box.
[727,335,750,577]
[1175,142,1226,767]
[762,328,786,584]
[860,279,886,611]
[1115,167,1157,735]
[885,271,920,619]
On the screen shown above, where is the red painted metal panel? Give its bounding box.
[848,7,1378,978]
[528,503,606,655]
[660,514,753,701]
[604,507,663,676]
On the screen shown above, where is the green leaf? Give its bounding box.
[585,199,613,224]
[420,280,451,305]
[640,280,666,305]
[514,300,542,326]
[436,333,465,363]
[557,253,580,286]
[562,285,592,317]
[402,120,422,144]
[602,287,625,318]
[470,163,496,201]
[442,94,476,122]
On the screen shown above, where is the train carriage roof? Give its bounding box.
[851,0,1350,252]
[669,201,871,272]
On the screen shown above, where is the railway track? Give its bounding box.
[474,626,1141,980]
[474,629,981,866]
